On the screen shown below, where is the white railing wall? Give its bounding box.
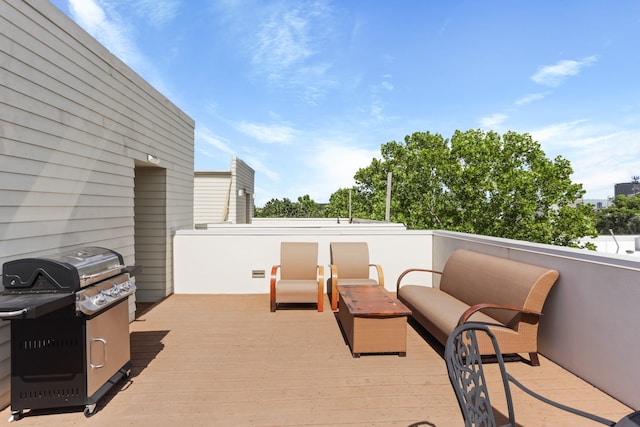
[173,223,433,295]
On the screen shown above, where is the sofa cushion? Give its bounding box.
[398,285,502,345]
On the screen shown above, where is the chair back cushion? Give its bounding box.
[280,242,318,280]
[439,249,559,326]
[330,242,370,279]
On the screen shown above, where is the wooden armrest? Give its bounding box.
[270,265,280,295]
[269,265,280,312]
[458,303,541,326]
[329,264,338,279]
[330,264,338,310]
[370,263,384,287]
[396,268,442,294]
[317,265,324,282]
[316,265,325,312]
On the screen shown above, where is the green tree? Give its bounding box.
[255,195,322,218]
[322,187,370,219]
[255,198,300,218]
[341,129,597,247]
[595,194,640,234]
[297,195,322,218]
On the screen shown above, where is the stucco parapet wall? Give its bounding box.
[176,227,427,236]
[201,217,405,227]
[433,230,640,270]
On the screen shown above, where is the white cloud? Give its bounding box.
[380,81,394,91]
[66,0,173,98]
[531,56,597,87]
[240,155,279,182]
[216,0,338,103]
[529,119,589,147]
[255,5,316,70]
[530,120,640,198]
[236,122,296,144]
[130,0,180,27]
[514,92,548,106]
[303,138,379,201]
[251,131,380,205]
[197,127,234,154]
[480,113,508,129]
[68,0,141,67]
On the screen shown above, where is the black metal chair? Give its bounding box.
[444,322,640,427]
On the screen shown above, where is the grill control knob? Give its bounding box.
[93,293,107,306]
[109,284,120,297]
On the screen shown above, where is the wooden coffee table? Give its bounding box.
[337,285,412,357]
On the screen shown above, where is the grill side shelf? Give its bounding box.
[0,294,75,319]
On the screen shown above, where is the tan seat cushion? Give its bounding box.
[276,280,318,303]
[399,285,503,345]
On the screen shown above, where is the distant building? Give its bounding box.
[194,157,255,226]
[614,181,640,197]
[581,199,613,210]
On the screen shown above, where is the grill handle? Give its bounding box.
[80,265,125,281]
[90,338,107,369]
[0,309,28,319]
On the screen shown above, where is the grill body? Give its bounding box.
[0,247,137,420]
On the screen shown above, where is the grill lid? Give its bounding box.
[2,247,124,292]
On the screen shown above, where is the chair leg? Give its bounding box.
[529,352,540,366]
[270,300,276,312]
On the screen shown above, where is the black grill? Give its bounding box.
[11,316,86,410]
[0,247,140,421]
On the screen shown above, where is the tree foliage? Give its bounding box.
[321,187,370,219]
[339,129,597,247]
[255,195,322,218]
[594,194,640,234]
[297,195,322,218]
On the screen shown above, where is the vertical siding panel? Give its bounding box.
[0,0,194,409]
[233,157,255,224]
[194,171,232,224]
[193,157,254,225]
[134,167,168,301]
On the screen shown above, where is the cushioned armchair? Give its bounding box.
[270,242,324,312]
[328,242,384,310]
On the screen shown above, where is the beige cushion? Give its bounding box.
[280,242,318,281]
[276,280,318,303]
[276,242,319,303]
[330,242,371,279]
[439,250,558,326]
[399,285,502,345]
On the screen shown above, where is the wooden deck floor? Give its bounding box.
[0,294,634,426]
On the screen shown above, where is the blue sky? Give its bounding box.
[49,0,640,206]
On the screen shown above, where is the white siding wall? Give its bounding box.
[0,0,194,408]
[194,156,255,225]
[233,157,255,224]
[194,171,232,224]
